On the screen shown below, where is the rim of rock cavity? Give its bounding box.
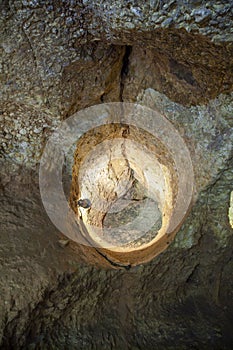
[40,102,194,268]
[70,123,177,251]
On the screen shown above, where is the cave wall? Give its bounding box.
[0,1,233,349]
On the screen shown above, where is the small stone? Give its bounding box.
[77,198,91,209]
[20,141,28,149]
[58,239,70,248]
[155,15,166,23]
[151,13,159,22]
[53,63,62,73]
[2,43,13,54]
[191,8,212,23]
[33,127,42,134]
[20,129,27,135]
[163,0,175,11]
[125,22,135,29]
[47,5,53,11]
[51,27,58,35]
[66,17,74,26]
[131,7,141,17]
[161,17,173,28]
[149,0,159,10]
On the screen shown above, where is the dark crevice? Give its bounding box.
[77,208,131,270]
[100,93,105,102]
[120,45,132,102]
[186,263,200,284]
[95,248,131,270]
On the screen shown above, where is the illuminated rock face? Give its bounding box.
[0,1,233,349]
[69,122,174,266]
[67,106,193,267]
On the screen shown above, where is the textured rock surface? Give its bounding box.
[0,0,233,349]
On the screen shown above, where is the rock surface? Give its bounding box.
[0,0,233,349]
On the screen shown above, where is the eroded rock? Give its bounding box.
[0,0,233,349]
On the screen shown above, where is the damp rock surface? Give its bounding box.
[0,1,233,349]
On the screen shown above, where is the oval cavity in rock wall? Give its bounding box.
[39,103,194,267]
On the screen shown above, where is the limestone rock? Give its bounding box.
[0,1,233,349]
